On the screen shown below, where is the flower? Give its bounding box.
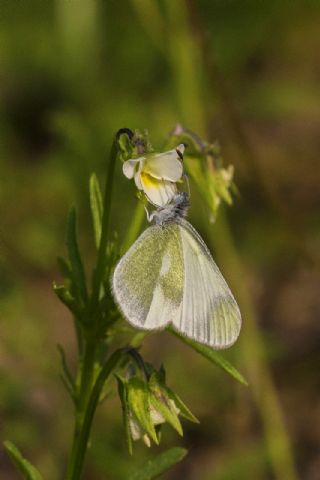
[122,144,185,207]
[116,363,198,453]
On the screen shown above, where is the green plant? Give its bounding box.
[4,127,246,480]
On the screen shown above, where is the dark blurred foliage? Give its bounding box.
[0,1,319,479]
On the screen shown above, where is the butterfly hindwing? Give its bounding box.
[173,219,241,348]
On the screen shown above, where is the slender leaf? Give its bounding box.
[128,447,188,480]
[57,344,76,401]
[66,207,88,303]
[3,441,43,480]
[89,173,103,249]
[169,329,248,386]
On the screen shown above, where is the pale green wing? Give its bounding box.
[173,219,241,348]
[112,224,184,330]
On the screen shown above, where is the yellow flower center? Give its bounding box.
[140,171,160,188]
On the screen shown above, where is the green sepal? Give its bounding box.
[183,155,227,219]
[128,447,188,480]
[66,207,88,304]
[118,130,134,162]
[150,368,198,425]
[165,387,199,424]
[148,373,183,436]
[89,173,103,249]
[208,166,234,210]
[3,441,43,480]
[127,377,159,445]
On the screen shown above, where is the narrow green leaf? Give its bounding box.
[57,344,76,400]
[3,441,43,480]
[66,207,88,303]
[128,447,188,480]
[60,373,77,404]
[169,329,248,386]
[89,173,103,249]
[149,395,183,436]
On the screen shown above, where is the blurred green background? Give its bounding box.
[1,1,319,479]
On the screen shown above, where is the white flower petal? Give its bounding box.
[142,434,151,448]
[128,413,143,441]
[134,172,143,190]
[123,158,144,179]
[150,405,166,425]
[169,398,180,415]
[140,173,177,207]
[144,149,183,182]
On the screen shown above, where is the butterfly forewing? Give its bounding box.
[112,224,184,330]
[174,219,241,348]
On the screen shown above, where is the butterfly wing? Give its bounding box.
[173,218,241,348]
[113,218,241,348]
[112,223,184,330]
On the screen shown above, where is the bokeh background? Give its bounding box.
[1,1,319,479]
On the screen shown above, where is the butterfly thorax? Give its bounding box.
[149,193,190,226]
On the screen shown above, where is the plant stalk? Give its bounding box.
[66,349,124,480]
[66,133,121,479]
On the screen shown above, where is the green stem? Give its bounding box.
[78,341,96,409]
[66,349,124,480]
[66,131,124,480]
[66,340,96,480]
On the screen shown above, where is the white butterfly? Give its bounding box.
[112,193,241,349]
